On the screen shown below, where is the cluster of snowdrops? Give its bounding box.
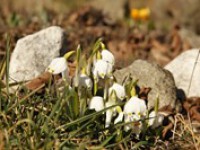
[46,40,164,137]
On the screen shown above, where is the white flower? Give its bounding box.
[123,96,147,116]
[79,74,93,89]
[93,60,113,80]
[148,111,164,128]
[114,112,124,124]
[109,83,126,101]
[105,101,123,128]
[47,57,68,78]
[105,101,116,128]
[101,49,115,65]
[123,96,147,133]
[89,96,104,112]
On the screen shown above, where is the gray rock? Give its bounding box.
[179,29,200,48]
[114,59,177,110]
[165,49,200,98]
[9,26,66,82]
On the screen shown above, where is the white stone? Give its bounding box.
[165,49,200,97]
[9,26,66,82]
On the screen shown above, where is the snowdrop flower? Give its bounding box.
[109,83,126,101]
[47,57,69,79]
[105,101,123,128]
[123,96,147,132]
[78,74,93,89]
[93,60,113,80]
[101,49,115,65]
[89,96,104,112]
[47,51,75,79]
[148,111,164,129]
[124,96,147,116]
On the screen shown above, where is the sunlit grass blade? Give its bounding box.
[0,56,6,80]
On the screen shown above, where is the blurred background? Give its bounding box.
[1,0,200,68]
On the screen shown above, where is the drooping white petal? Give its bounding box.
[101,49,115,65]
[93,60,108,79]
[109,83,126,101]
[47,57,68,75]
[124,96,147,116]
[79,74,93,89]
[92,60,113,79]
[89,96,104,112]
[105,101,116,128]
[114,112,124,124]
[106,63,113,78]
[148,111,164,128]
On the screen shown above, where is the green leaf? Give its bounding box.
[76,45,81,64]
[92,38,103,56]
[74,45,81,87]
[63,51,75,60]
[125,78,138,98]
[79,92,87,116]
[67,88,79,120]
[94,80,98,95]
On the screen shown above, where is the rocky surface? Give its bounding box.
[165,49,200,98]
[178,28,200,48]
[9,26,66,82]
[114,59,177,110]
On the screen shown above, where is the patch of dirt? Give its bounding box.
[63,7,192,68]
[0,6,192,69]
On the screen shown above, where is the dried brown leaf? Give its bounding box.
[138,87,151,101]
[189,106,200,122]
[25,72,52,91]
[162,122,174,138]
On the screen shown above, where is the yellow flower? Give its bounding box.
[131,9,140,20]
[139,8,150,20]
[131,8,150,21]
